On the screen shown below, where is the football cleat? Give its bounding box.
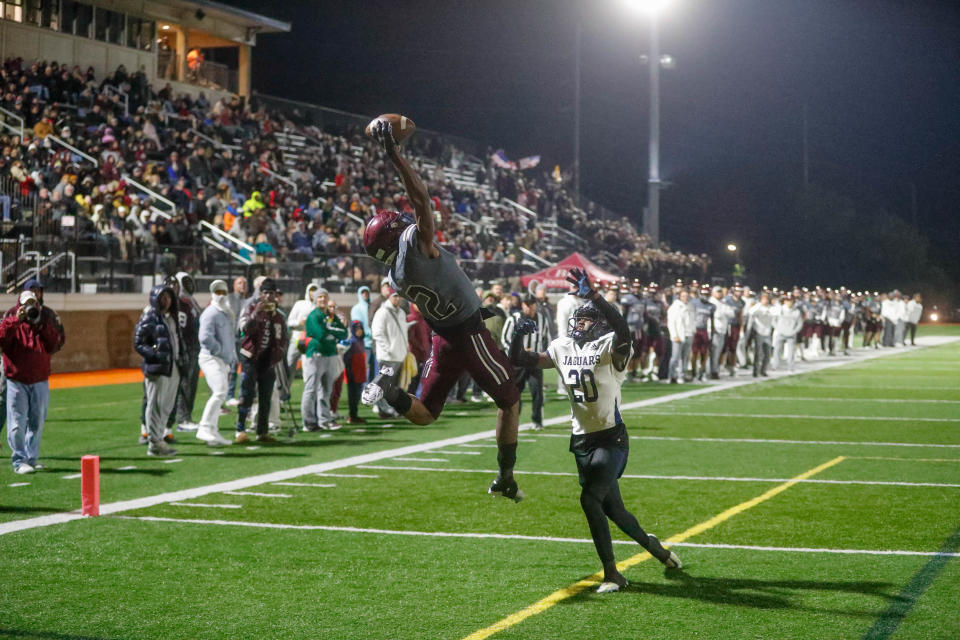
[488,476,525,503]
[361,365,396,406]
[596,579,628,594]
[646,534,683,569]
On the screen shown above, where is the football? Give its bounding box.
[365,113,416,143]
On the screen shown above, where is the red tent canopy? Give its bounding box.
[520,252,620,290]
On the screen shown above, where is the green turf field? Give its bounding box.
[1,330,958,639]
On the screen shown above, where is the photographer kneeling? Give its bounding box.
[1,288,65,474]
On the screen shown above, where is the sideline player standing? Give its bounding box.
[360,120,523,500]
[509,267,681,592]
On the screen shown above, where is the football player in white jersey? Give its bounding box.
[509,268,682,594]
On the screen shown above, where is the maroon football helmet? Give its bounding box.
[362,210,415,265]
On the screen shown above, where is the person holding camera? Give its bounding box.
[1,285,65,473]
[134,283,185,457]
[235,278,288,443]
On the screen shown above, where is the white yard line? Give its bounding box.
[162,459,184,464]
[272,482,336,488]
[223,491,292,498]
[117,466,138,471]
[524,433,960,449]
[356,464,960,489]
[769,384,959,391]
[168,503,242,509]
[391,457,450,463]
[113,515,960,558]
[61,473,81,480]
[315,473,379,479]
[715,396,960,404]
[631,411,960,423]
[846,456,960,463]
[8,482,30,487]
[428,450,482,455]
[1,337,953,538]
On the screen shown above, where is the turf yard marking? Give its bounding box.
[861,523,960,640]
[117,466,137,470]
[391,457,450,462]
[769,384,959,391]
[358,465,960,488]
[245,446,261,450]
[315,473,379,478]
[210,451,226,455]
[112,516,960,559]
[720,396,960,404]
[223,491,292,498]
[429,450,482,455]
[162,458,183,464]
[536,433,960,449]
[8,482,30,487]
[460,444,500,448]
[271,482,336,488]
[633,411,960,422]
[461,456,846,640]
[169,502,242,509]
[61,473,82,479]
[1,341,948,538]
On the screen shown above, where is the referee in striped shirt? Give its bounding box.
[501,294,551,430]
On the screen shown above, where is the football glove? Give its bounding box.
[566,267,595,299]
[375,120,398,157]
[514,317,537,336]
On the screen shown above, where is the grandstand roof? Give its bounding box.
[159,0,290,34]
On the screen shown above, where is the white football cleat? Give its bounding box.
[664,550,683,569]
[596,580,627,594]
[361,383,384,406]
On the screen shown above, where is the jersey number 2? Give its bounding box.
[567,369,598,403]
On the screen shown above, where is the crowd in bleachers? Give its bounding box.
[1,57,708,286]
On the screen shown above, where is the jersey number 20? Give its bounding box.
[567,369,598,403]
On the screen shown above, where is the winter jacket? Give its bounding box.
[372,301,410,363]
[350,286,373,349]
[0,303,64,384]
[133,284,185,377]
[238,299,288,367]
[287,284,317,344]
[177,294,201,351]
[304,308,348,358]
[343,321,367,384]
[199,302,238,365]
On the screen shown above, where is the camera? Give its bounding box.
[24,302,40,323]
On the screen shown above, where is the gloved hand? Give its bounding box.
[374,120,398,158]
[515,317,537,336]
[565,267,595,299]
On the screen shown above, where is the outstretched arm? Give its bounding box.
[508,317,554,369]
[566,268,631,371]
[374,121,437,258]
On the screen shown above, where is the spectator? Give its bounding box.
[0,285,64,473]
[286,283,319,374]
[301,288,347,431]
[173,272,202,432]
[224,275,248,406]
[133,283,183,457]
[350,285,375,382]
[235,278,287,443]
[342,320,367,424]
[195,279,235,447]
[370,289,409,418]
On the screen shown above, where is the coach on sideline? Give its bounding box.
[1,284,65,473]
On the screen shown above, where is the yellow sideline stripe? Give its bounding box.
[462,455,846,640]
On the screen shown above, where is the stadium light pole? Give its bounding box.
[623,0,672,246]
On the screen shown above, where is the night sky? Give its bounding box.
[223,0,960,290]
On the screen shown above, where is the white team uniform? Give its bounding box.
[547,331,630,436]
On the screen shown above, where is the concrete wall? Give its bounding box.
[0,19,156,82]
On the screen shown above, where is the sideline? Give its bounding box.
[1,337,954,538]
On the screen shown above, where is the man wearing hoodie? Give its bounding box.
[1,286,65,473]
[286,282,319,374]
[371,289,410,418]
[350,285,375,383]
[195,280,235,446]
[133,284,184,457]
[173,272,202,432]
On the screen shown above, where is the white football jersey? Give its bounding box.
[547,332,630,436]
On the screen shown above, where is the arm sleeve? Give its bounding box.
[591,294,631,369]
[329,315,348,340]
[198,311,220,358]
[509,325,544,368]
[501,315,515,350]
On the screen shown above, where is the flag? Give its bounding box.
[490,149,516,170]
[518,155,541,170]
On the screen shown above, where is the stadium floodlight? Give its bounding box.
[622,0,673,15]
[727,243,737,252]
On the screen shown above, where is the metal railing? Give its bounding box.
[102,85,130,117]
[46,135,98,167]
[189,128,241,151]
[200,221,255,265]
[0,106,24,139]
[121,174,175,215]
[256,164,298,195]
[518,246,553,267]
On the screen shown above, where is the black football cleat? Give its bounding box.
[488,476,526,503]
